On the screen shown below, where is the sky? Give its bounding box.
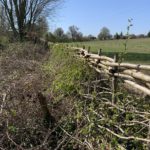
[49,0,150,36]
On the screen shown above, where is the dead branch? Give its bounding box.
[0,93,6,114]
[98,125,150,143]
[122,70,150,83]
[60,127,85,146]
[6,121,24,150]
[124,80,150,96]
[101,61,150,71]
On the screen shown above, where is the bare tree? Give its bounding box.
[68,25,83,41]
[54,27,64,38]
[0,4,9,35]
[35,17,49,37]
[0,0,60,41]
[98,27,111,40]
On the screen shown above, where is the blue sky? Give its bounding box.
[49,0,150,36]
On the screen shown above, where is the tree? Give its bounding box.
[137,34,145,38]
[54,27,66,42]
[46,32,56,42]
[54,27,64,37]
[120,32,123,39]
[114,32,120,39]
[76,32,83,41]
[35,17,49,37]
[147,31,150,37]
[0,0,60,41]
[130,34,136,39]
[0,4,9,35]
[68,25,80,41]
[87,34,96,40]
[98,27,111,40]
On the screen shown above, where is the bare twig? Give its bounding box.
[60,127,84,146]
[6,131,24,150]
[98,125,150,143]
[0,93,6,114]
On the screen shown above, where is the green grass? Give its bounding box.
[69,38,150,64]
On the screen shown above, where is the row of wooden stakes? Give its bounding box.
[71,47,150,97]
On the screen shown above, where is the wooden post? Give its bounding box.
[88,46,91,53]
[83,45,85,49]
[97,49,102,64]
[112,54,119,104]
[98,48,102,56]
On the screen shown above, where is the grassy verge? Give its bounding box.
[100,52,150,64]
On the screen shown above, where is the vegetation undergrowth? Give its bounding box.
[1,42,150,149]
[0,41,54,149]
[42,45,150,149]
[43,44,96,96]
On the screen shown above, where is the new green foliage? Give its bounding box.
[43,44,96,96]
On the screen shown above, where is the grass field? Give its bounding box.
[69,38,150,64]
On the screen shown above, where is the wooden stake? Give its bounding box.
[88,46,91,53]
[98,48,102,56]
[112,54,119,104]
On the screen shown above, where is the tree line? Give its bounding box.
[45,25,96,43]
[46,26,150,43]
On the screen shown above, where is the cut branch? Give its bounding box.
[98,125,150,143]
[124,80,150,96]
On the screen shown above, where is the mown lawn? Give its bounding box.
[69,38,150,64]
